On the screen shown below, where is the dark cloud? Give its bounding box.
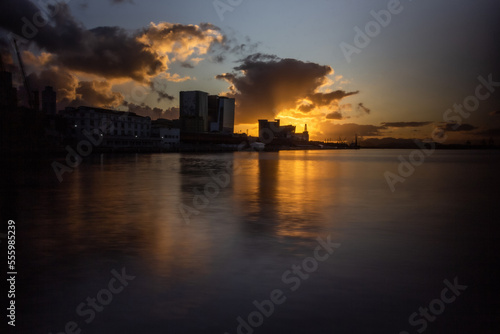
[27,67,78,102]
[26,67,124,109]
[181,62,194,69]
[110,0,134,4]
[211,35,260,63]
[326,111,343,120]
[229,42,260,57]
[78,0,133,6]
[298,104,315,113]
[155,90,174,102]
[473,128,500,136]
[357,103,370,114]
[440,123,478,132]
[381,121,432,128]
[216,53,356,123]
[149,80,174,103]
[237,53,280,63]
[0,0,161,81]
[0,0,41,36]
[125,102,179,120]
[360,137,430,149]
[212,54,225,63]
[0,0,224,82]
[308,90,358,107]
[320,122,386,138]
[71,80,124,107]
[55,25,164,82]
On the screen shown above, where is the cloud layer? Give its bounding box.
[0,0,228,117]
[216,53,358,124]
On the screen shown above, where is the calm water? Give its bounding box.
[5,149,500,333]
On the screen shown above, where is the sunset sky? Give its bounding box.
[1,0,499,143]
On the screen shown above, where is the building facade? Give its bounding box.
[151,118,180,149]
[158,128,180,149]
[293,124,309,142]
[259,119,309,143]
[62,106,155,148]
[41,86,57,114]
[0,70,17,109]
[220,97,235,133]
[181,91,235,134]
[180,90,208,133]
[208,95,235,133]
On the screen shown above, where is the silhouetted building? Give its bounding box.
[41,86,56,114]
[33,90,40,112]
[180,90,208,133]
[259,119,280,133]
[62,106,154,148]
[220,97,235,133]
[208,95,219,129]
[293,124,309,142]
[259,119,295,139]
[0,70,17,109]
[259,119,310,144]
[151,118,180,149]
[208,95,235,133]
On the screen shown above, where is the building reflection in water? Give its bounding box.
[232,151,342,240]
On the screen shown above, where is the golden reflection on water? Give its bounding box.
[31,151,368,276]
[30,150,390,284]
[232,151,343,239]
[18,150,500,333]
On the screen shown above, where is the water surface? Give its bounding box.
[8,149,500,333]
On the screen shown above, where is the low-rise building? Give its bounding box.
[62,106,156,148]
[258,119,309,143]
[293,124,309,142]
[151,118,180,150]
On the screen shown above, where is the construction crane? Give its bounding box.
[12,38,34,110]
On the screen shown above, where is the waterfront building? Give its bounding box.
[151,118,180,149]
[62,106,155,148]
[0,70,17,109]
[258,119,295,139]
[180,90,208,133]
[208,95,235,133]
[180,91,235,134]
[258,119,309,143]
[293,124,309,142]
[41,86,57,114]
